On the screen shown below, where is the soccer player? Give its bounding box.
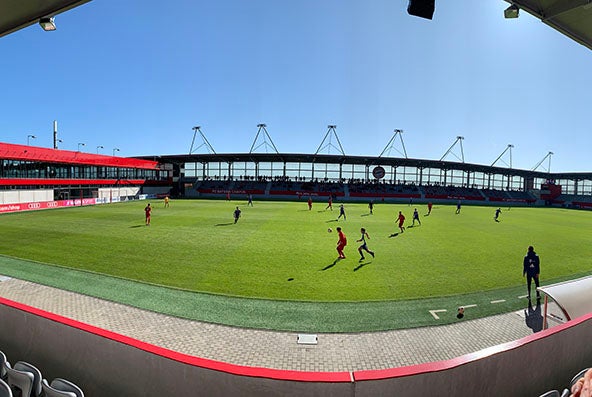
[233,206,241,224]
[523,246,541,299]
[494,207,502,222]
[164,196,169,208]
[368,200,374,215]
[144,203,152,226]
[307,197,312,210]
[411,208,421,226]
[397,211,405,233]
[326,196,333,211]
[427,201,433,215]
[336,226,347,259]
[455,200,462,214]
[357,228,375,261]
[337,204,346,221]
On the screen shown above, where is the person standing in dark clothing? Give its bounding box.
[523,246,540,299]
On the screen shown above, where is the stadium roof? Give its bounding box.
[0,0,91,38]
[137,152,592,181]
[0,142,159,169]
[505,0,592,51]
[1,1,591,51]
[539,275,592,321]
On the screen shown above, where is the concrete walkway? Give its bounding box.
[0,276,541,372]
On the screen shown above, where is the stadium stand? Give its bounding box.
[0,379,12,397]
[4,361,42,397]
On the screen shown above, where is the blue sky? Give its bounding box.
[1,0,590,172]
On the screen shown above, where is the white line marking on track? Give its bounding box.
[461,304,477,309]
[518,295,529,299]
[429,309,447,320]
[491,299,506,304]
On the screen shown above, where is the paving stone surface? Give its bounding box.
[0,277,539,372]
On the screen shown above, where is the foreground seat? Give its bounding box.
[4,361,42,397]
[0,351,6,381]
[0,379,13,397]
[42,378,84,397]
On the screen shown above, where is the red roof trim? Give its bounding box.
[0,142,158,170]
[0,178,147,186]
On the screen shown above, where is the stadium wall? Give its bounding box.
[0,189,53,204]
[0,296,591,396]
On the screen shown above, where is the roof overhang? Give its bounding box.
[0,0,91,38]
[505,0,592,51]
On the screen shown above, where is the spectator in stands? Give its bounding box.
[523,246,541,299]
[570,368,592,397]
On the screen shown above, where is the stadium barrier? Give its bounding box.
[1,295,592,396]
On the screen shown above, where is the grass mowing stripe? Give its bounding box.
[2,254,589,333]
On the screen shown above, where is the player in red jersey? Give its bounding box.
[308,197,312,210]
[144,203,152,226]
[336,226,347,259]
[326,196,333,211]
[427,201,433,215]
[397,211,405,233]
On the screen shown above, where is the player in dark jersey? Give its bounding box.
[368,200,374,215]
[412,208,421,226]
[357,228,375,261]
[337,204,346,221]
[456,200,462,214]
[144,203,152,226]
[233,206,241,224]
[494,208,502,222]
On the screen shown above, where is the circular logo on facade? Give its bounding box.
[372,166,386,179]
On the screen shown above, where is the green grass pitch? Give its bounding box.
[1,199,591,304]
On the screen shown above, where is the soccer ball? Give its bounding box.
[328,228,333,233]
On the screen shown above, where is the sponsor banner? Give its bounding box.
[425,194,485,201]
[489,197,533,203]
[269,190,344,197]
[574,202,592,208]
[0,195,151,214]
[349,192,421,199]
[198,189,265,195]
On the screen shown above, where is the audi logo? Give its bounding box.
[47,202,59,208]
[27,203,42,209]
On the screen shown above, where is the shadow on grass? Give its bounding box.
[389,233,399,238]
[353,261,370,272]
[326,219,338,223]
[321,258,341,271]
[129,225,145,228]
[215,222,234,226]
[361,213,372,217]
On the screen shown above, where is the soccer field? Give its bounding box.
[1,199,591,303]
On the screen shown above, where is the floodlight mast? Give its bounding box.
[190,126,216,155]
[532,151,554,173]
[491,144,514,168]
[378,129,408,159]
[249,123,279,154]
[314,125,346,156]
[440,136,465,163]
